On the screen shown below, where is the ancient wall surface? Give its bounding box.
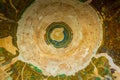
[0,0,120,80]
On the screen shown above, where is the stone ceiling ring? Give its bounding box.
[17,0,103,76]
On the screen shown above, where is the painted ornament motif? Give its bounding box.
[17,0,103,76]
[0,0,120,80]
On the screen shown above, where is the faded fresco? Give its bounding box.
[0,0,120,80]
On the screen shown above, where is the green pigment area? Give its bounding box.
[45,22,73,48]
[10,61,47,80]
[76,56,115,80]
[7,56,117,80]
[92,57,110,77]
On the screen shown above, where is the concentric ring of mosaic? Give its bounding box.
[17,0,103,76]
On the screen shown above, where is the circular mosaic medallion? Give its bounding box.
[45,22,73,48]
[17,0,103,76]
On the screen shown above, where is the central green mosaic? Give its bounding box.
[45,22,73,48]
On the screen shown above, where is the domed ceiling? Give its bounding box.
[0,0,120,80]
